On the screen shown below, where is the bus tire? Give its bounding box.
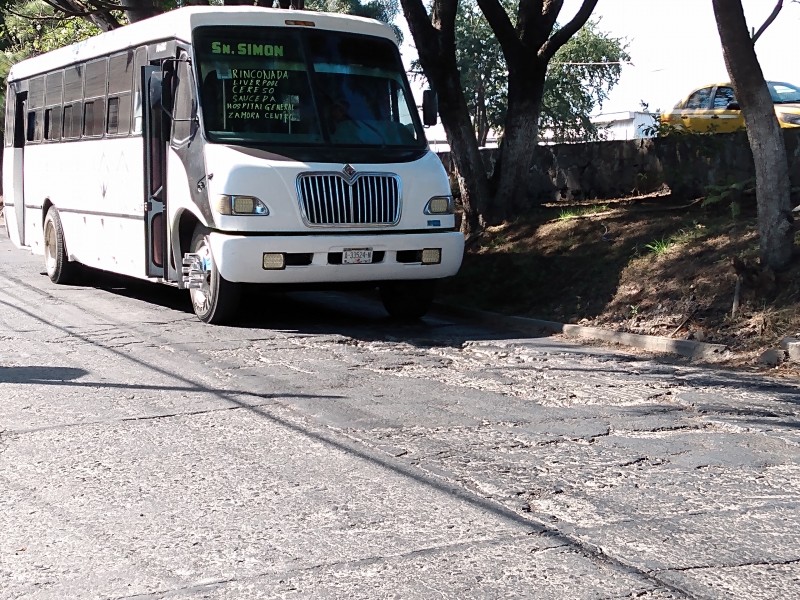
[188,225,241,324]
[379,280,437,320]
[43,206,78,284]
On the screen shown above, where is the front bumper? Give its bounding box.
[208,230,465,284]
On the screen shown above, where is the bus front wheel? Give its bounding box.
[43,206,78,284]
[188,225,240,324]
[379,280,437,320]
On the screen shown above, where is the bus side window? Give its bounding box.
[26,76,45,143]
[107,98,120,135]
[44,71,63,142]
[84,102,97,136]
[26,111,37,142]
[44,109,52,140]
[201,70,222,130]
[83,58,107,138]
[63,105,74,139]
[173,56,196,143]
[132,46,147,135]
[27,109,44,143]
[45,107,63,142]
[4,86,15,148]
[108,51,134,136]
[63,65,83,140]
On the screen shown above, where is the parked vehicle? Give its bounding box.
[660,81,800,133]
[3,6,463,324]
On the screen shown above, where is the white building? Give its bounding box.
[591,111,658,140]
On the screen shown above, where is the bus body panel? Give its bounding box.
[21,138,146,277]
[202,145,456,233]
[165,144,208,283]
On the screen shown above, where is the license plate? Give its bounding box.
[342,248,373,264]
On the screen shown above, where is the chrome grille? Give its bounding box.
[297,173,401,226]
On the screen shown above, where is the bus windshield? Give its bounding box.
[193,26,426,149]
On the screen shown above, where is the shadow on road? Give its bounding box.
[62,268,800,410]
[0,365,88,383]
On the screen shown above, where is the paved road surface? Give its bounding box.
[1,230,799,599]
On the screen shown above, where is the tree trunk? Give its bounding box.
[401,0,597,232]
[120,0,161,24]
[437,62,492,234]
[713,0,794,270]
[489,65,545,222]
[400,0,490,235]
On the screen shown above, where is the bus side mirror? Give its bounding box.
[422,89,438,126]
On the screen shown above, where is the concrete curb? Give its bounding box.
[436,303,731,362]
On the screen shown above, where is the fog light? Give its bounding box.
[262,253,285,270]
[421,248,441,264]
[424,196,453,215]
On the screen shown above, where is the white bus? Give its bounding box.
[2,6,464,323]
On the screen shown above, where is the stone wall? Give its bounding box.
[437,128,800,202]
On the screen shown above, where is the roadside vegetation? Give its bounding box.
[438,189,800,371]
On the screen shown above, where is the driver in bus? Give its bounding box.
[327,97,378,143]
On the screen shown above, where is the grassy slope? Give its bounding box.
[437,193,800,370]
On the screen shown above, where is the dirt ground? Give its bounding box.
[437,190,800,376]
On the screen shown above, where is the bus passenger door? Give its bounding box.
[142,66,167,278]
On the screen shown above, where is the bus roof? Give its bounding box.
[7,6,398,82]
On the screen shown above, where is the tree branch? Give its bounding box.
[533,0,562,43]
[540,0,598,62]
[751,0,782,44]
[476,0,521,62]
[399,0,437,44]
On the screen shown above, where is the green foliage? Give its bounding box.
[541,21,630,143]
[703,178,755,219]
[644,237,672,255]
[644,225,706,256]
[1,0,102,61]
[450,3,629,145]
[0,1,103,138]
[451,1,504,145]
[305,0,401,40]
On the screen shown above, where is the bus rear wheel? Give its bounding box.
[188,225,241,324]
[43,206,78,284]
[379,280,437,320]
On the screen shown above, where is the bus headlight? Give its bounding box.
[215,195,269,215]
[424,196,453,215]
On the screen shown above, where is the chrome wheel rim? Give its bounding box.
[189,236,213,315]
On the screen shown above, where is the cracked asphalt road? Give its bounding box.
[1,234,799,599]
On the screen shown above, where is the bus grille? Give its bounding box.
[297,173,401,226]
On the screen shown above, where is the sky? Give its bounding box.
[401,0,800,116]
